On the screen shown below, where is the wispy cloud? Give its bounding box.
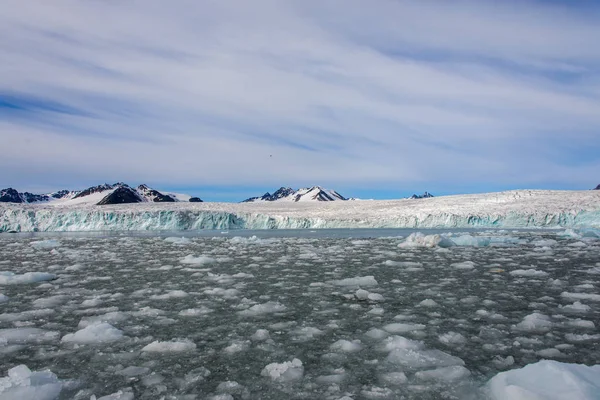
[1,0,599,198]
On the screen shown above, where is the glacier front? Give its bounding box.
[1,190,600,232]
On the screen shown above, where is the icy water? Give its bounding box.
[1,228,599,399]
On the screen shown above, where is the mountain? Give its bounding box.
[409,192,434,199]
[594,185,600,190]
[137,184,176,202]
[242,186,347,203]
[0,183,200,205]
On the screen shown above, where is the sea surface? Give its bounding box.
[1,228,599,399]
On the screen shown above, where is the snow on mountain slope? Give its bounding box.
[243,186,346,202]
[1,190,600,232]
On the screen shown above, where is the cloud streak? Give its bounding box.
[1,0,599,199]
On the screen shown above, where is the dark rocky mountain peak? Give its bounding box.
[189,197,203,202]
[0,188,23,203]
[137,184,176,202]
[97,186,143,205]
[594,184,600,190]
[409,192,434,199]
[73,183,122,199]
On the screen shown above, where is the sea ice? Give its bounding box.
[487,360,600,400]
[0,271,56,285]
[330,276,378,287]
[0,364,63,400]
[141,339,197,353]
[61,322,124,344]
[261,359,304,382]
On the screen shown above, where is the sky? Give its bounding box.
[1,0,599,202]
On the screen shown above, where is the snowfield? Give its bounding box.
[0,228,599,399]
[1,190,600,232]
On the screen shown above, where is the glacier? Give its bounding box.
[1,190,599,232]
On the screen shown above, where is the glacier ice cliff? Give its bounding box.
[1,190,599,232]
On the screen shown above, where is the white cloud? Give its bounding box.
[1,0,599,195]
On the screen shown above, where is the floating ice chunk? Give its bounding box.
[0,328,59,344]
[399,233,443,248]
[560,302,591,313]
[0,364,63,400]
[238,302,287,317]
[61,322,124,344]
[30,240,61,249]
[78,312,127,328]
[449,235,491,247]
[223,341,250,354]
[32,295,67,308]
[361,387,394,399]
[178,307,213,316]
[379,372,407,386]
[536,348,565,358]
[377,335,423,352]
[330,339,363,353]
[368,293,385,301]
[164,237,192,245]
[513,313,553,333]
[180,255,216,265]
[567,319,595,329]
[487,360,600,400]
[383,323,426,334]
[0,293,8,303]
[561,292,600,302]
[251,329,270,341]
[94,389,134,400]
[387,348,465,369]
[142,339,196,353]
[261,359,304,382]
[292,327,324,342]
[150,290,188,300]
[315,371,347,384]
[355,289,369,300]
[558,229,581,239]
[451,261,476,269]
[492,355,515,369]
[365,328,389,341]
[0,271,56,285]
[510,269,548,277]
[415,365,471,382]
[565,333,600,342]
[418,299,439,307]
[330,276,378,287]
[439,332,467,345]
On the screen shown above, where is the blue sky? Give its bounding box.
[1,0,599,202]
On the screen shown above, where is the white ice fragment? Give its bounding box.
[330,339,363,353]
[487,360,600,400]
[377,335,423,352]
[382,323,426,334]
[261,359,304,382]
[0,364,63,400]
[379,372,407,386]
[141,339,196,353]
[330,276,378,287]
[0,328,60,344]
[95,390,134,400]
[30,240,61,249]
[150,290,188,300]
[387,348,465,369]
[164,237,192,245]
[61,322,124,344]
[418,299,439,307]
[238,302,287,317]
[355,289,369,300]
[0,271,56,285]
[510,269,548,277]
[178,307,213,316]
[513,313,553,333]
[251,329,270,341]
[399,233,443,248]
[180,255,216,265]
[116,366,150,377]
[368,293,385,301]
[0,294,8,303]
[451,261,476,270]
[439,332,467,345]
[415,365,471,382]
[561,292,600,302]
[559,302,591,313]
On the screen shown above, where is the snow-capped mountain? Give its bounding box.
[594,184,600,190]
[0,183,202,205]
[242,186,347,203]
[0,188,75,203]
[409,192,434,199]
